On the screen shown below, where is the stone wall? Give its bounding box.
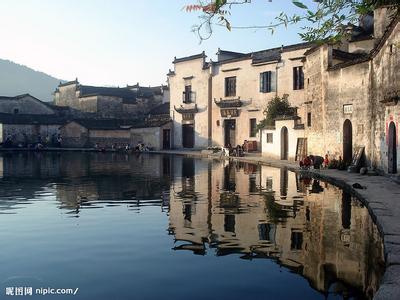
[54,83,79,109]
[130,122,172,150]
[89,129,131,147]
[1,124,60,145]
[303,13,400,174]
[371,19,400,172]
[60,122,89,148]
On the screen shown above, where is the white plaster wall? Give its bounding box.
[211,47,309,148]
[261,119,305,161]
[168,57,210,149]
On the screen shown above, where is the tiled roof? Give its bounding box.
[78,85,139,103]
[173,52,206,64]
[147,102,170,116]
[329,12,399,70]
[215,42,314,65]
[67,117,171,130]
[58,79,78,87]
[332,49,368,61]
[252,48,281,64]
[0,113,64,125]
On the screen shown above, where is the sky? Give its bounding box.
[0,0,314,87]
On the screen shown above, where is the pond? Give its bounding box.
[0,152,385,299]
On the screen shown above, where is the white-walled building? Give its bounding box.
[168,43,312,150]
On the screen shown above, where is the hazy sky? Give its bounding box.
[0,0,312,87]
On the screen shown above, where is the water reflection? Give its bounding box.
[0,152,384,299]
[169,158,384,299]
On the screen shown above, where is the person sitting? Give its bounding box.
[300,156,312,170]
[236,145,244,157]
[323,154,330,169]
[310,155,324,169]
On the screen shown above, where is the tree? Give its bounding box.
[256,94,296,130]
[185,0,399,43]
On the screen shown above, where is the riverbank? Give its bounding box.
[150,149,400,300]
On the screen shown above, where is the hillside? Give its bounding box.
[0,59,64,102]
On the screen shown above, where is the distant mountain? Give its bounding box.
[0,59,64,102]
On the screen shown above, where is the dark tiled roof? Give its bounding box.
[215,42,315,65]
[173,52,206,64]
[252,48,281,64]
[78,85,139,103]
[217,49,246,57]
[0,93,41,101]
[147,102,170,115]
[329,12,399,71]
[67,117,171,130]
[0,113,64,125]
[332,49,368,61]
[58,79,78,87]
[70,119,130,130]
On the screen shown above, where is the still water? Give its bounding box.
[0,152,384,299]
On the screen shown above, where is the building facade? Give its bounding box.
[302,7,399,175]
[168,6,399,176]
[54,79,169,119]
[168,44,312,150]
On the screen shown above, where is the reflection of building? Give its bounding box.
[0,152,172,212]
[168,158,384,297]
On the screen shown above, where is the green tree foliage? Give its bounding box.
[256,94,295,130]
[186,0,399,43]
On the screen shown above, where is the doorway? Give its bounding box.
[224,119,236,147]
[343,119,353,164]
[388,121,397,174]
[280,126,288,160]
[182,124,194,148]
[162,129,170,150]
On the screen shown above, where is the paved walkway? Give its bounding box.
[151,149,400,299]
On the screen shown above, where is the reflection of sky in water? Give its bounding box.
[0,152,384,300]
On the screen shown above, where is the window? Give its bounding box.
[183,85,192,103]
[224,214,235,233]
[225,76,236,97]
[293,66,304,90]
[249,118,257,137]
[13,108,19,114]
[291,231,303,250]
[260,71,272,93]
[307,112,312,127]
[266,133,273,143]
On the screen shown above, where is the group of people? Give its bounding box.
[1,133,62,149]
[93,142,151,152]
[222,143,246,157]
[299,154,330,170]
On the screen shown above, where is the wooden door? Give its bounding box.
[281,127,288,160]
[388,122,397,174]
[182,124,194,148]
[163,129,170,150]
[343,119,353,164]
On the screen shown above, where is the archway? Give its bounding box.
[343,119,353,164]
[280,126,288,160]
[388,122,397,174]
